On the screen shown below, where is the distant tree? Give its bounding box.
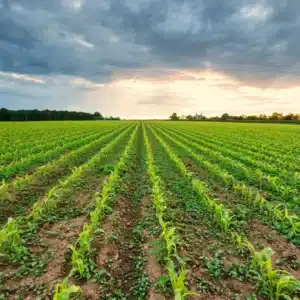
[0,108,119,121]
[186,114,194,121]
[258,114,267,120]
[94,112,104,120]
[221,113,229,120]
[246,115,258,120]
[283,113,299,120]
[0,108,10,121]
[169,112,180,121]
[269,112,283,120]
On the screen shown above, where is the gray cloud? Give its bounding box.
[0,74,85,110]
[0,0,300,85]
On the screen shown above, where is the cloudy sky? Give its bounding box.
[1,0,300,118]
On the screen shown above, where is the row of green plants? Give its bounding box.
[149,125,300,300]
[0,126,120,181]
[53,124,139,299]
[180,122,300,158]
[157,125,300,212]
[143,124,194,300]
[0,126,100,165]
[171,125,298,174]
[26,124,133,225]
[0,125,134,261]
[154,125,300,245]
[0,125,85,156]
[0,125,128,202]
[169,126,299,188]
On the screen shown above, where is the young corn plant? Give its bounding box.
[0,181,9,201]
[150,126,238,236]
[90,125,138,230]
[168,261,196,300]
[275,275,300,300]
[163,126,300,244]
[67,125,139,284]
[289,219,300,239]
[70,245,91,279]
[219,208,235,235]
[26,125,133,223]
[271,204,290,224]
[53,278,83,300]
[151,125,300,299]
[0,217,26,260]
[161,224,177,259]
[245,243,300,299]
[26,201,43,223]
[77,223,93,255]
[143,124,193,299]
[231,232,246,252]
[89,209,101,231]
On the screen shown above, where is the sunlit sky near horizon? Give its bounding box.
[1,0,300,119]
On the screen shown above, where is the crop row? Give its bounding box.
[0,126,110,165]
[157,125,300,213]
[143,124,193,299]
[0,125,131,228]
[55,124,139,296]
[153,125,300,244]
[0,124,134,261]
[148,124,300,300]
[0,126,123,181]
[0,125,98,156]
[170,126,299,179]
[166,122,300,163]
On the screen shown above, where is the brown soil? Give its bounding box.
[92,189,143,297]
[148,131,258,298]
[171,199,255,299]
[248,220,300,278]
[6,215,86,298]
[183,157,210,179]
[143,236,166,300]
[141,196,168,300]
[0,138,108,226]
[109,195,139,291]
[182,157,233,206]
[75,191,92,209]
[80,282,100,300]
[3,177,102,299]
[0,166,66,225]
[184,157,300,278]
[94,203,120,268]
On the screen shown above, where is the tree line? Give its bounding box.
[169,112,300,122]
[0,108,120,121]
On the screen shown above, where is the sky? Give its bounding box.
[1,0,300,119]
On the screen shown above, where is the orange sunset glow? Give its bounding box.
[79,69,300,119]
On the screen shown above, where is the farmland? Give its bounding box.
[0,121,300,300]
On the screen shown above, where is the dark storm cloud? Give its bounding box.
[1,0,300,84]
[0,74,84,110]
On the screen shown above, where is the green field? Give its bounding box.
[0,121,300,299]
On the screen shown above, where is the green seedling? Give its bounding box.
[203,251,224,281]
[245,244,300,299]
[0,217,26,260]
[53,278,83,300]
